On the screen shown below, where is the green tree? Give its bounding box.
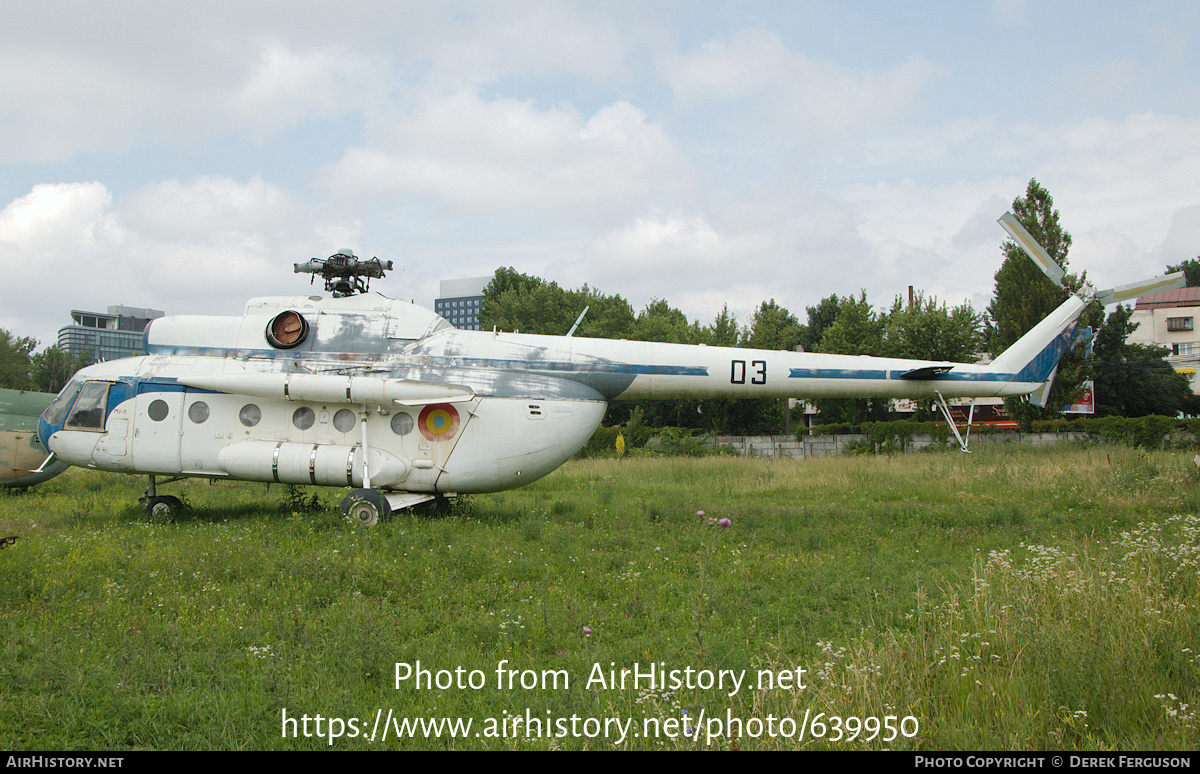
[575,288,636,340]
[480,268,637,339]
[1093,304,1191,417]
[31,345,92,393]
[987,179,1075,349]
[798,295,842,353]
[478,268,815,434]
[883,293,982,363]
[986,179,1100,427]
[687,306,742,433]
[741,299,802,352]
[705,304,740,348]
[633,299,692,344]
[0,329,37,391]
[731,300,805,434]
[484,266,544,300]
[817,291,884,357]
[812,292,889,425]
[1167,257,1200,288]
[481,277,574,335]
[627,299,700,427]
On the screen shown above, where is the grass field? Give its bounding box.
[1,443,1198,750]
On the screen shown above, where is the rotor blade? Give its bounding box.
[997,212,1067,288]
[1094,272,1185,306]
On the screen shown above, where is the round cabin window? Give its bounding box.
[333,409,356,433]
[266,310,309,349]
[239,404,261,427]
[390,412,414,436]
[187,401,210,424]
[292,406,315,430]
[147,399,169,422]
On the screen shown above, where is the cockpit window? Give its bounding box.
[65,382,111,431]
[43,379,83,426]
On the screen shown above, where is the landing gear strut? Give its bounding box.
[934,392,975,453]
[139,474,186,518]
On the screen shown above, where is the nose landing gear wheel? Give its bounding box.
[341,489,390,527]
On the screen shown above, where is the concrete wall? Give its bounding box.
[713,431,1096,458]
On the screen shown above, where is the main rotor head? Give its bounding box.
[295,250,393,297]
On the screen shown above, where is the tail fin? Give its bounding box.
[986,294,1086,394]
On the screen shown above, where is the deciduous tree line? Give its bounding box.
[481,179,1194,432]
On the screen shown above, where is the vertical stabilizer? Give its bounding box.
[987,294,1085,388]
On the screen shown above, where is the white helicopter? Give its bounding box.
[36,213,1182,525]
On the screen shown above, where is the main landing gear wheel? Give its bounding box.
[144,495,184,519]
[341,489,391,527]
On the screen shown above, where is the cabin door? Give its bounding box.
[131,385,184,473]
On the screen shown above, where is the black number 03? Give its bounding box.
[730,360,766,385]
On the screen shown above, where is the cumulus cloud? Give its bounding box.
[659,27,936,138]
[0,176,357,346]
[0,49,171,163]
[228,39,387,139]
[0,4,657,164]
[1155,205,1200,266]
[0,182,121,254]
[543,193,883,329]
[816,111,1200,307]
[0,37,397,164]
[318,92,693,217]
[417,3,640,87]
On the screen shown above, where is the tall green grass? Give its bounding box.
[1,444,1196,749]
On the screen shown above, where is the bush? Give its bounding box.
[577,425,736,458]
[635,427,738,457]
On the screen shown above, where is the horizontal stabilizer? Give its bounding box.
[384,492,439,512]
[899,366,952,380]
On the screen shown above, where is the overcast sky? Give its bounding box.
[2,1,1198,348]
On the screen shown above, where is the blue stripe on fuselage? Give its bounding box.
[788,321,1079,385]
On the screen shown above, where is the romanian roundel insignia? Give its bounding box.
[418,403,460,442]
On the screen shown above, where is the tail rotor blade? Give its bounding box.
[997,211,1185,307]
[1094,272,1185,306]
[998,212,1067,288]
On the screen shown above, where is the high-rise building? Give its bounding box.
[434,277,490,331]
[58,305,164,361]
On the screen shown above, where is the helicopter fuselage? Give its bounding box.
[37,285,1079,506]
